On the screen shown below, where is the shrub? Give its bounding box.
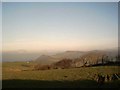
[52,58,73,69]
[34,64,51,70]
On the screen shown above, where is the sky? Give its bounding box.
[2,2,118,52]
[0,2,2,57]
[1,0,120,2]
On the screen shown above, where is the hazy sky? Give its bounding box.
[2,2,118,52]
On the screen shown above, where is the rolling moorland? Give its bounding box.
[2,49,120,88]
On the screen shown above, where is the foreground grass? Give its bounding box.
[3,79,120,88]
[2,62,120,88]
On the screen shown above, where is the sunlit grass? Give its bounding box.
[2,62,120,81]
[2,62,120,88]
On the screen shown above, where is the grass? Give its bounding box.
[3,79,120,88]
[2,62,120,88]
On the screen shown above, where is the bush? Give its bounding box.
[52,58,73,69]
[34,64,51,70]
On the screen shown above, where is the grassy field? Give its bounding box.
[2,62,120,88]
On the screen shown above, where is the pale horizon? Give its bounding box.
[2,2,118,52]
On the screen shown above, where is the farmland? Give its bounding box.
[2,62,120,88]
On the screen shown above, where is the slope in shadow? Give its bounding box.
[2,79,120,88]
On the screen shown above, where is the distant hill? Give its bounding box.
[74,49,119,67]
[35,55,57,65]
[51,49,119,68]
[53,51,85,59]
[72,50,107,67]
[34,51,85,65]
[33,48,119,65]
[51,50,106,68]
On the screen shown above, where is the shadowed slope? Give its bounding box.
[2,79,120,88]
